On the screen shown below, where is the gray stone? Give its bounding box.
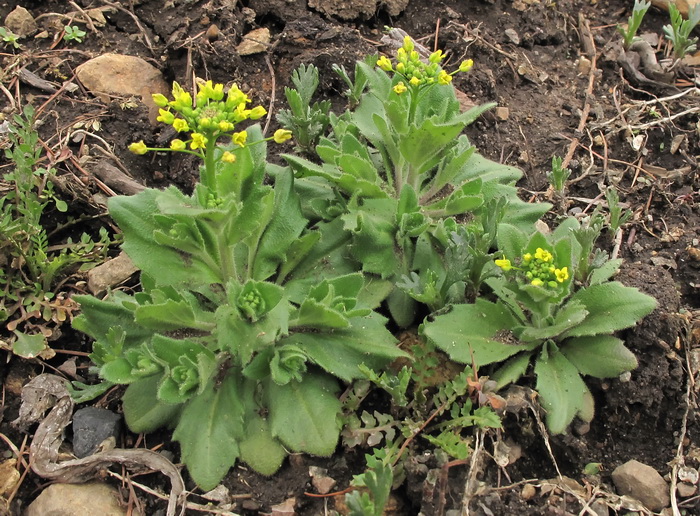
[4,6,37,38]
[611,459,670,512]
[87,251,139,295]
[26,483,140,516]
[72,407,121,458]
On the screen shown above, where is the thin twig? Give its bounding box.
[562,14,597,170]
[263,55,276,137]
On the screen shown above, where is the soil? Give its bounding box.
[1,0,699,515]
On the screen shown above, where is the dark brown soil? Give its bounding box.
[1,0,699,514]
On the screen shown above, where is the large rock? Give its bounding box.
[26,483,141,516]
[611,460,670,512]
[4,6,37,38]
[76,54,168,124]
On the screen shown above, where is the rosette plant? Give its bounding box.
[74,80,407,489]
[280,37,549,326]
[421,219,657,433]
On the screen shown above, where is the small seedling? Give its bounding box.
[548,155,571,195]
[618,0,651,49]
[605,187,632,234]
[63,25,87,43]
[663,3,700,59]
[0,27,20,48]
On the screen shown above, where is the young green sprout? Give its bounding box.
[63,25,87,43]
[548,155,571,195]
[617,0,651,49]
[663,3,700,60]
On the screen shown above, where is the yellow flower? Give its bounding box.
[273,129,293,143]
[531,279,544,287]
[233,131,248,147]
[152,93,169,107]
[555,267,569,283]
[170,139,186,151]
[409,76,422,86]
[402,35,414,52]
[396,62,405,73]
[157,109,175,125]
[437,70,452,85]
[495,257,512,271]
[248,106,267,120]
[377,56,393,71]
[172,81,185,99]
[226,84,249,107]
[523,253,532,262]
[128,140,148,155]
[429,50,445,64]
[222,151,236,163]
[218,120,234,132]
[172,118,189,132]
[199,81,224,101]
[393,82,408,94]
[190,132,208,150]
[459,59,474,73]
[534,248,553,262]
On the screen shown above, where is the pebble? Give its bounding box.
[87,252,139,295]
[521,483,537,500]
[237,28,270,55]
[26,483,141,516]
[4,6,38,38]
[677,482,697,498]
[72,407,121,458]
[611,459,670,512]
[75,54,169,124]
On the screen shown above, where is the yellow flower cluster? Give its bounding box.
[129,80,270,155]
[495,247,570,288]
[377,36,474,94]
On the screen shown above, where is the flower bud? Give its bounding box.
[248,106,267,120]
[152,93,169,107]
[459,59,474,73]
[157,109,175,125]
[273,129,293,143]
[128,140,148,155]
[170,139,186,151]
[222,151,236,163]
[376,56,393,71]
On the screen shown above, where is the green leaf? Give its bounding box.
[399,119,465,172]
[562,282,657,338]
[588,259,623,285]
[173,374,245,490]
[491,352,533,389]
[254,170,307,280]
[561,335,638,378]
[534,345,591,434]
[518,300,588,342]
[420,299,529,365]
[109,188,223,287]
[122,375,181,433]
[268,371,341,455]
[288,312,404,382]
[238,414,287,475]
[11,331,48,358]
